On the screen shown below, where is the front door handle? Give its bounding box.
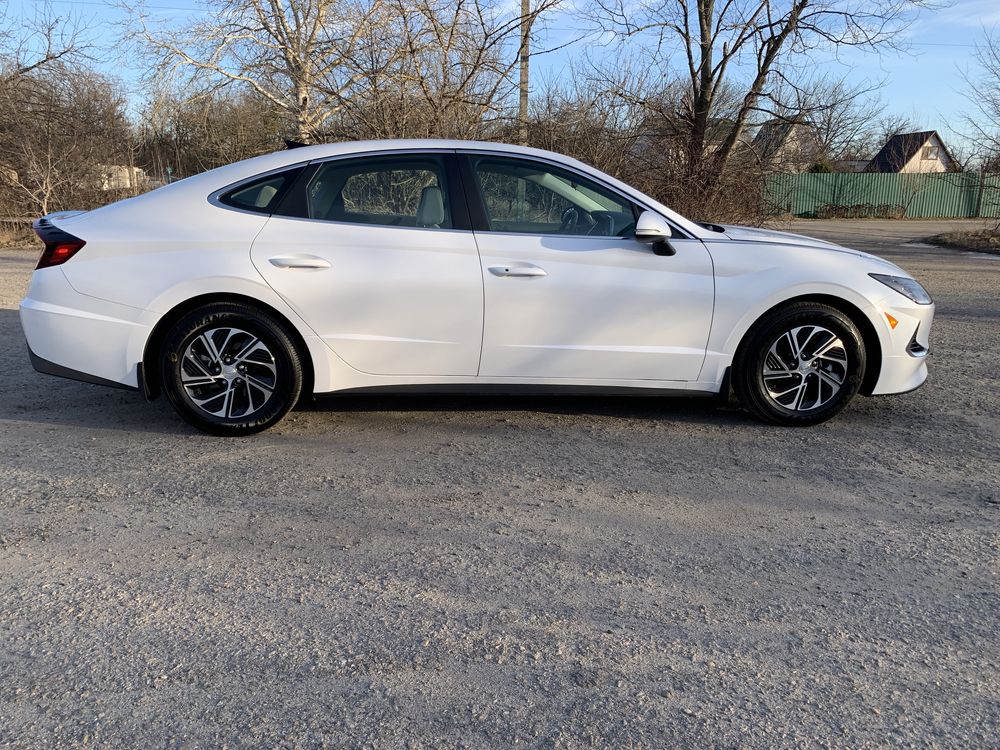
[269,255,332,270]
[488,264,547,278]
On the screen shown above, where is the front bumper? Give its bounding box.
[869,297,934,396]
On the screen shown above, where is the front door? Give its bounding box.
[251,152,484,377]
[465,153,714,382]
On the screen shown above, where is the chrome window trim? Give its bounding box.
[263,213,477,235]
[206,146,693,241]
[207,149,455,220]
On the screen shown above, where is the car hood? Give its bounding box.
[716,223,905,272]
[718,224,853,251]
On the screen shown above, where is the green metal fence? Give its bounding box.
[765,172,1000,219]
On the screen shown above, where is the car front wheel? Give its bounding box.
[159,302,304,436]
[734,302,866,426]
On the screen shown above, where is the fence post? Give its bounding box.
[974,169,985,218]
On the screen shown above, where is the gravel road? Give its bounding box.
[1,222,998,748]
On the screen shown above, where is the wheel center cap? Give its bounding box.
[222,364,239,380]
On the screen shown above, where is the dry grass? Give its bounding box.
[0,227,34,248]
[927,227,1000,255]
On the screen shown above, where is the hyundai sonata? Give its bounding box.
[20,140,933,435]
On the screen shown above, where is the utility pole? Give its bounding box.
[518,0,532,147]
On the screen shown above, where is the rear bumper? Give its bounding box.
[26,345,137,391]
[19,267,148,389]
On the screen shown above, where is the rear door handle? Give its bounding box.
[269,255,331,270]
[488,264,547,278]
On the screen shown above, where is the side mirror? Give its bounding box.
[633,210,676,256]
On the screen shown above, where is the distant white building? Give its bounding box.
[866,131,957,173]
[98,165,148,191]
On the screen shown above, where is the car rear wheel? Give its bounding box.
[734,302,866,426]
[159,302,303,436]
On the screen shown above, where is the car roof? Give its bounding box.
[212,139,622,183]
[275,138,580,161]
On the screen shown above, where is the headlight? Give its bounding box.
[868,274,932,305]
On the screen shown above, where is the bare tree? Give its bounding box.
[590,0,929,203]
[0,3,87,84]
[525,72,647,179]
[757,77,883,162]
[872,113,921,143]
[0,63,133,216]
[331,0,554,140]
[137,86,284,178]
[525,60,771,222]
[0,7,103,221]
[136,0,558,143]
[960,29,1000,167]
[135,0,389,143]
[387,0,523,138]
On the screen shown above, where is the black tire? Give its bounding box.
[733,302,866,426]
[159,302,304,436]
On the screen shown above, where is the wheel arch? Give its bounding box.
[732,293,883,397]
[140,292,315,400]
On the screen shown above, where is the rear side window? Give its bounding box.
[306,155,452,228]
[219,169,300,213]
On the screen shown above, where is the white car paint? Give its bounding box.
[19,139,934,405]
[252,214,484,377]
[475,233,714,381]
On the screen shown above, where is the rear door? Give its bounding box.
[249,152,484,377]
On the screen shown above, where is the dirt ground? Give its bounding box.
[1,221,998,748]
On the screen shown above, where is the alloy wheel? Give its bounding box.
[761,325,849,411]
[180,327,277,419]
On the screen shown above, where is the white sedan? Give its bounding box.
[20,140,934,435]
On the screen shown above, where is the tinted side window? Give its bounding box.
[221,171,296,213]
[307,155,452,228]
[471,156,636,237]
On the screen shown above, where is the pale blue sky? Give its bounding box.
[6,0,998,148]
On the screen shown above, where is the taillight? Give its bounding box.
[33,219,86,270]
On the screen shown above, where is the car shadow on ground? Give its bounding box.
[301,391,750,425]
[2,308,753,433]
[6,382,752,434]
